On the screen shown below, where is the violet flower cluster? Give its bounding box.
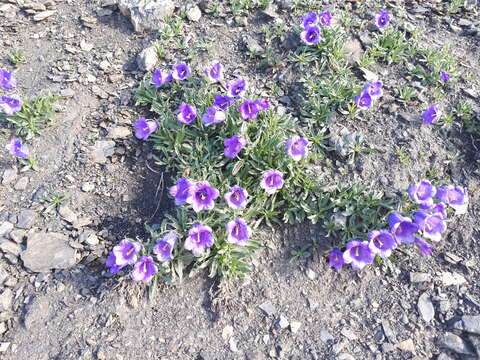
[354,81,383,110]
[329,180,468,271]
[0,69,21,116]
[300,11,332,45]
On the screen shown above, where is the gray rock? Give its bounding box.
[344,38,363,65]
[118,0,175,32]
[0,342,9,352]
[290,321,301,334]
[186,5,201,22]
[60,88,75,98]
[320,329,334,345]
[305,268,316,280]
[245,350,263,360]
[396,339,415,353]
[458,19,473,27]
[14,176,29,191]
[0,222,13,237]
[23,296,51,329]
[275,315,289,329]
[108,126,132,139]
[467,334,480,354]
[437,353,454,360]
[418,292,435,322]
[259,301,276,316]
[453,315,480,335]
[58,205,78,224]
[277,0,294,10]
[16,210,37,229]
[381,343,395,353]
[20,232,76,272]
[0,239,21,256]
[0,289,13,312]
[33,9,56,21]
[336,353,355,360]
[79,231,99,246]
[438,332,475,355]
[440,272,467,286]
[245,37,263,54]
[410,272,431,283]
[90,140,115,164]
[381,319,398,344]
[2,167,18,185]
[137,45,158,71]
[9,229,25,244]
[0,265,8,285]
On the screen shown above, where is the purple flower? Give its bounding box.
[213,94,234,110]
[301,26,321,45]
[226,218,252,246]
[374,10,391,29]
[105,252,125,274]
[408,180,436,206]
[301,12,318,28]
[354,91,373,109]
[187,181,220,212]
[177,103,197,124]
[436,185,468,214]
[133,117,158,140]
[0,95,21,115]
[439,71,450,82]
[329,248,344,270]
[204,61,224,83]
[153,232,177,262]
[412,211,446,242]
[368,230,397,259]
[415,237,433,256]
[260,170,284,195]
[227,79,248,98]
[286,135,309,162]
[184,223,214,256]
[319,11,332,26]
[152,69,172,88]
[112,240,142,266]
[364,81,383,98]
[422,105,441,124]
[172,62,190,81]
[202,107,225,126]
[419,202,448,219]
[224,185,248,209]
[131,256,158,283]
[6,138,29,158]
[224,135,246,158]
[343,240,374,270]
[169,178,194,205]
[0,69,16,90]
[388,213,419,244]
[238,100,261,120]
[256,99,270,110]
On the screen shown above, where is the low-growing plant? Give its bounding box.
[7,49,27,66]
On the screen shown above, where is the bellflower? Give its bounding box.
[0,69,16,90]
[131,256,158,283]
[415,237,433,256]
[436,185,468,214]
[301,12,318,28]
[226,218,252,246]
[286,135,309,162]
[172,62,190,80]
[0,95,21,115]
[224,185,248,209]
[413,211,446,242]
[408,180,436,206]
[238,100,261,120]
[202,107,225,126]
[354,91,373,109]
[374,10,391,29]
[213,94,234,110]
[422,105,441,124]
[343,240,374,270]
[184,223,214,256]
[364,81,383,98]
[329,248,344,270]
[112,240,141,266]
[319,11,332,26]
[105,252,125,274]
[419,202,448,219]
[224,135,246,158]
[388,213,419,244]
[368,230,397,259]
[152,69,172,88]
[439,71,450,82]
[177,103,197,124]
[256,99,270,110]
[227,79,248,98]
[204,61,224,83]
[133,117,158,140]
[260,170,284,194]
[187,181,220,212]
[6,138,29,158]
[169,178,194,205]
[153,232,178,262]
[301,26,321,45]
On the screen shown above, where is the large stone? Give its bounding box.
[438,332,475,356]
[0,239,21,256]
[453,315,480,335]
[89,140,115,164]
[0,289,13,312]
[137,45,158,71]
[16,210,37,229]
[118,0,175,32]
[418,292,435,322]
[2,167,17,185]
[0,222,13,237]
[20,232,76,272]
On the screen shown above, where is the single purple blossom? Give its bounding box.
[112,240,142,266]
[436,185,468,214]
[256,99,270,110]
[133,117,158,140]
[226,218,252,246]
[177,103,197,125]
[408,180,436,206]
[204,61,224,83]
[412,211,446,242]
[419,202,448,220]
[422,105,442,124]
[105,252,125,274]
[343,240,374,270]
[131,256,158,283]
[301,12,318,28]
[238,100,261,120]
[187,181,220,212]
[227,79,248,98]
[301,25,321,45]
[224,135,246,158]
[388,213,419,244]
[172,62,190,81]
[153,232,178,262]
[374,10,391,29]
[329,248,344,270]
[286,135,309,162]
[368,230,397,259]
[169,178,194,205]
[202,107,225,126]
[439,71,450,82]
[0,95,21,115]
[354,91,373,109]
[364,81,383,98]
[213,94,234,110]
[319,11,332,26]
[152,69,172,88]
[0,69,16,90]
[224,185,248,209]
[260,170,284,195]
[415,237,433,256]
[184,223,214,256]
[6,138,29,158]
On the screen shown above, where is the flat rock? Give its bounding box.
[137,45,158,71]
[0,222,13,237]
[259,301,276,316]
[453,315,480,335]
[23,296,51,330]
[440,272,467,286]
[186,5,201,22]
[20,232,76,272]
[14,177,29,191]
[118,0,175,32]
[2,167,18,185]
[344,38,363,65]
[16,210,37,229]
[396,338,415,352]
[0,289,13,312]
[438,332,475,355]
[0,239,21,256]
[58,205,78,224]
[320,329,334,344]
[33,9,56,21]
[418,292,435,322]
[410,272,431,283]
[108,126,131,139]
[89,140,115,164]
